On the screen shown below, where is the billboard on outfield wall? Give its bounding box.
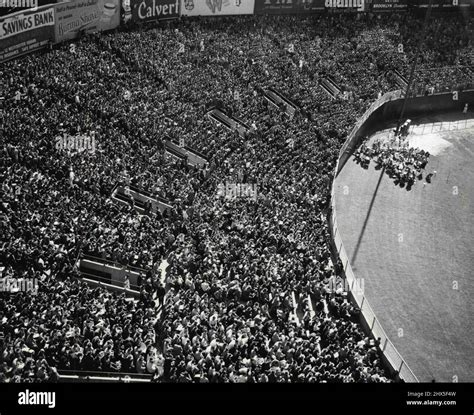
[0,6,55,62]
[181,0,255,16]
[254,0,325,14]
[54,0,120,43]
[125,0,179,23]
[370,0,407,12]
[412,0,472,9]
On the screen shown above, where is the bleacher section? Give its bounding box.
[263,88,299,117]
[77,255,146,292]
[290,291,301,327]
[231,115,252,133]
[164,139,209,168]
[391,69,409,90]
[320,77,342,99]
[111,183,172,215]
[207,108,249,137]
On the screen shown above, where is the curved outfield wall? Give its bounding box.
[329,89,474,383]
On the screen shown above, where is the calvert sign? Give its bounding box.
[130,0,180,22]
[181,0,255,16]
[54,0,120,43]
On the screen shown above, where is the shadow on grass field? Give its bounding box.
[334,112,474,382]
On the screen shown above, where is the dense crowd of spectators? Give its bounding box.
[0,12,472,382]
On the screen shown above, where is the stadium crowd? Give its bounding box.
[0,12,473,382]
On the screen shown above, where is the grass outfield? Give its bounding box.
[334,112,474,382]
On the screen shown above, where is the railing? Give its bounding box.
[111,183,172,214]
[78,273,141,298]
[58,370,153,383]
[164,139,209,168]
[336,89,403,174]
[77,256,147,291]
[81,253,148,275]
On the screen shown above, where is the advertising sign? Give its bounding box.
[371,0,407,12]
[181,0,255,16]
[54,0,120,43]
[412,0,471,8]
[127,0,179,23]
[254,0,325,14]
[0,6,54,62]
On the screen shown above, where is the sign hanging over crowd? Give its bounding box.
[370,0,407,12]
[409,0,473,10]
[181,0,255,16]
[54,0,120,42]
[412,0,471,8]
[254,0,325,14]
[0,6,53,39]
[0,5,54,62]
[128,0,179,22]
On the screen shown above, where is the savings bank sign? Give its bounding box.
[132,0,180,21]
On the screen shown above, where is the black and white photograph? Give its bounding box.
[0,0,473,410]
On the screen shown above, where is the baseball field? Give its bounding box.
[334,112,474,382]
